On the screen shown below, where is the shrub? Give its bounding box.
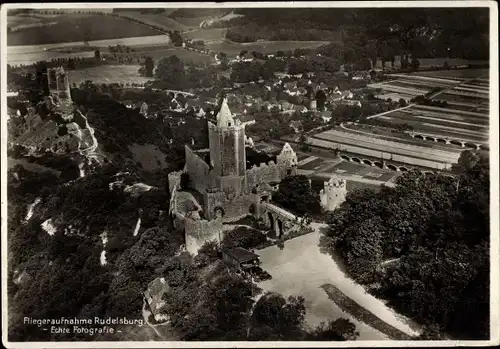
[222,226,267,249]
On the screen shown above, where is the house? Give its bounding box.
[341,99,362,108]
[144,277,171,322]
[280,100,293,112]
[139,102,148,116]
[289,120,303,133]
[319,110,332,123]
[342,90,354,100]
[222,247,260,270]
[235,113,256,126]
[292,105,308,113]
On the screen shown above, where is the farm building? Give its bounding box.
[222,247,260,270]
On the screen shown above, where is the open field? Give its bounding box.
[409,68,489,79]
[142,47,213,64]
[182,28,228,42]
[7,35,172,66]
[7,14,161,46]
[206,39,329,56]
[116,12,189,32]
[68,65,153,85]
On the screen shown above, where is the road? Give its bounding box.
[255,223,420,340]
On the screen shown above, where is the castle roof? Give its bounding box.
[216,98,235,128]
[281,142,294,153]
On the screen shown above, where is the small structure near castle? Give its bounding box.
[319,175,347,211]
[169,98,300,254]
[47,66,71,100]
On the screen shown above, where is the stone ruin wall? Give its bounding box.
[245,161,282,190]
[168,170,184,194]
[204,190,256,222]
[184,217,224,255]
[184,145,214,194]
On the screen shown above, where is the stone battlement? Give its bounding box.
[184,215,223,255]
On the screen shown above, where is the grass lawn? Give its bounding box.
[298,157,324,171]
[68,65,154,85]
[8,15,161,46]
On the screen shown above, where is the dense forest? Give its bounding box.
[321,150,490,339]
[224,8,489,60]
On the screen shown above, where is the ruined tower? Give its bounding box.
[47,66,71,100]
[276,142,298,177]
[208,98,246,194]
[320,175,347,211]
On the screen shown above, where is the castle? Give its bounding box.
[168,98,345,254]
[168,98,301,253]
[47,66,71,100]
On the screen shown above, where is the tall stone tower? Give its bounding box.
[320,175,347,211]
[276,142,298,177]
[48,67,71,100]
[208,98,246,194]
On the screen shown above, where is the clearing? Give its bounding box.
[68,65,152,85]
[256,224,421,340]
[128,144,168,171]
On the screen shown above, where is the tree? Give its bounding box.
[307,318,359,340]
[144,56,154,78]
[399,98,407,107]
[94,50,101,60]
[273,175,321,215]
[154,55,185,89]
[321,153,490,339]
[249,292,306,340]
[222,226,267,249]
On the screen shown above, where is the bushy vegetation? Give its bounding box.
[321,151,490,339]
[273,175,322,216]
[222,226,267,250]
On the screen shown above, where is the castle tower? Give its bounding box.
[48,67,71,100]
[208,98,246,194]
[320,175,347,211]
[276,142,298,177]
[309,98,317,111]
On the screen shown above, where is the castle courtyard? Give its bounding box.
[255,223,420,340]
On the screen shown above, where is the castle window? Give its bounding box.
[287,169,292,175]
[228,122,231,126]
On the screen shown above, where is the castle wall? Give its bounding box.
[184,217,223,255]
[246,161,282,190]
[185,145,214,194]
[219,175,246,196]
[204,191,256,222]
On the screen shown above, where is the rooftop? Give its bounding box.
[222,247,260,263]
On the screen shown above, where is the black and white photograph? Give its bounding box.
[1,2,498,347]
